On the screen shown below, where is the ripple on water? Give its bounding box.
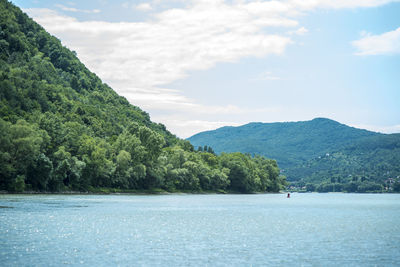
[0,193,399,266]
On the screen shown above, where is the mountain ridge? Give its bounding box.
[188,117,381,169]
[188,118,400,191]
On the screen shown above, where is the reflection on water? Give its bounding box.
[1,193,399,266]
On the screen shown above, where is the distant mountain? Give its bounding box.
[188,118,400,192]
[188,118,380,169]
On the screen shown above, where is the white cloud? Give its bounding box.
[135,3,152,11]
[352,27,400,55]
[287,26,308,36]
[289,0,399,9]
[25,2,296,90]
[55,4,100,14]
[290,27,308,35]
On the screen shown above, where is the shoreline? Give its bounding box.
[0,190,283,195]
[1,191,396,195]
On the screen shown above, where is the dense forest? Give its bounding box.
[189,119,400,192]
[188,118,379,169]
[0,0,285,193]
[288,134,400,193]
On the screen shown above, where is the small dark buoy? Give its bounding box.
[287,193,290,198]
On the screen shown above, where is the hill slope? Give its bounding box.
[0,0,284,193]
[188,118,380,169]
[188,118,400,192]
[288,133,400,192]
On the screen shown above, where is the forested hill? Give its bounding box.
[288,133,400,192]
[188,119,400,192]
[0,0,175,142]
[188,118,380,169]
[0,0,284,193]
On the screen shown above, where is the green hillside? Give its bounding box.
[188,118,379,169]
[188,118,400,192]
[289,134,400,192]
[0,0,284,193]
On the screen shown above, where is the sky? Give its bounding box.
[13,0,400,138]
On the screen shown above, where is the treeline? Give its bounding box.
[293,180,400,193]
[0,118,284,193]
[0,0,285,193]
[299,181,387,193]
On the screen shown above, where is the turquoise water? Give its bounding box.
[1,193,399,266]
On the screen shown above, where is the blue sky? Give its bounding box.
[14,0,400,137]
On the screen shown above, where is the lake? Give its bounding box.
[1,193,399,266]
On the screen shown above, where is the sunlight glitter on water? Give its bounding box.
[1,193,399,266]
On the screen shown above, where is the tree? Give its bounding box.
[393,182,400,192]
[209,168,230,190]
[114,150,131,189]
[0,119,49,191]
[26,153,53,191]
[68,157,86,191]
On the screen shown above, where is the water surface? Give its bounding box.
[1,193,399,266]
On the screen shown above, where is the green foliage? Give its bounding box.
[0,118,48,191]
[0,0,284,193]
[312,181,384,193]
[289,134,400,192]
[219,153,282,193]
[27,153,52,191]
[188,118,379,170]
[189,117,400,192]
[393,182,400,192]
[13,175,25,192]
